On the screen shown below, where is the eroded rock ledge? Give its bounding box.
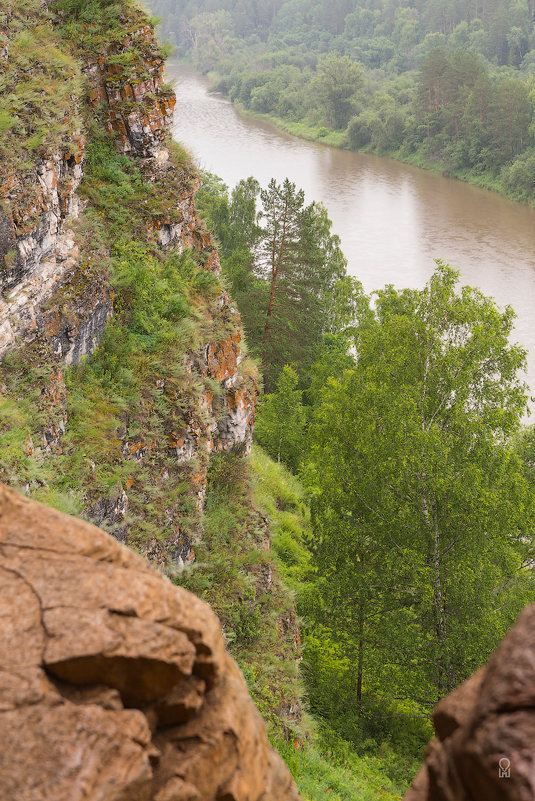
[0,484,300,801]
[404,603,535,801]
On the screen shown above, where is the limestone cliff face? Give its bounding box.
[0,142,84,290]
[0,0,88,356]
[0,483,300,801]
[0,3,257,566]
[0,129,90,359]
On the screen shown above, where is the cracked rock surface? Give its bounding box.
[403,604,535,801]
[0,483,301,801]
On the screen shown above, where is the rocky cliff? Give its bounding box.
[0,0,307,779]
[404,602,535,801]
[0,482,300,801]
[0,0,257,567]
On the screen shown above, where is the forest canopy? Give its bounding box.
[196,168,535,741]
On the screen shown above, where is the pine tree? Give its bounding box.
[256,178,346,391]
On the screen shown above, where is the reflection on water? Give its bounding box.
[169,62,535,407]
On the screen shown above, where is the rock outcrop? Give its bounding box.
[0,143,93,359]
[0,0,87,354]
[84,7,175,159]
[403,603,535,801]
[0,2,257,566]
[0,3,173,360]
[0,482,300,801]
[0,142,85,292]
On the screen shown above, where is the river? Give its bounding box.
[168,63,535,408]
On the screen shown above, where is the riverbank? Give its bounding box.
[240,105,535,209]
[197,68,535,210]
[390,150,535,209]
[168,60,535,403]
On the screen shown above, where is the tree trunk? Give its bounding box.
[261,200,290,392]
[432,515,448,694]
[356,604,365,703]
[421,492,450,696]
[261,273,278,392]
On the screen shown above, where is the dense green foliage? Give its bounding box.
[249,446,410,799]
[307,264,534,709]
[254,365,307,470]
[250,447,425,791]
[4,1,535,796]
[197,173,348,391]
[248,263,535,789]
[152,0,535,71]
[168,440,414,798]
[148,0,535,202]
[197,155,535,778]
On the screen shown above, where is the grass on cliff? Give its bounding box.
[54,0,132,52]
[54,0,171,68]
[249,444,312,592]
[175,444,407,800]
[0,122,232,550]
[175,449,305,739]
[277,738,404,801]
[51,233,229,545]
[0,237,216,537]
[0,0,83,170]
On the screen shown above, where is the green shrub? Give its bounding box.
[501,150,535,200]
[192,268,220,294]
[347,113,372,148]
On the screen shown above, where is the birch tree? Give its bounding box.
[308,263,535,706]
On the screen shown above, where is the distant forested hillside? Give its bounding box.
[152,0,535,70]
[148,0,535,202]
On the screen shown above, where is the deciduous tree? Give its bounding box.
[313,53,363,130]
[308,263,535,706]
[255,364,306,470]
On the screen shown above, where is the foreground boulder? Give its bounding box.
[0,484,300,801]
[404,604,535,801]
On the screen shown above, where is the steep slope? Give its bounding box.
[0,0,256,567]
[0,7,407,799]
[0,0,311,776]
